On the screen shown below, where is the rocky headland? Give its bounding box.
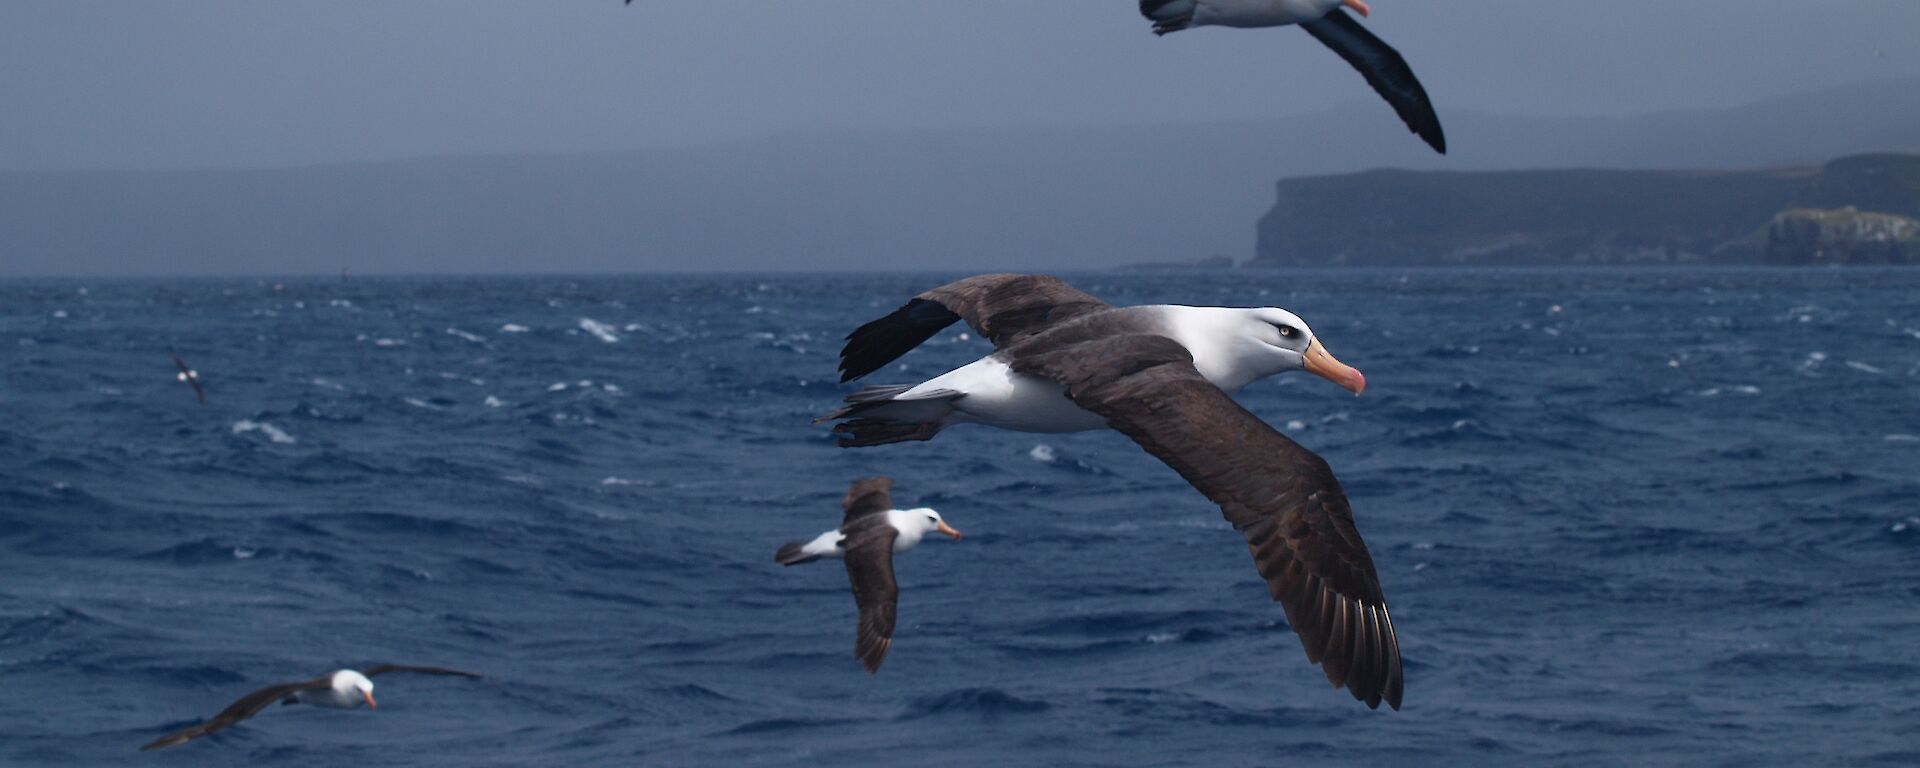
[1254,153,1920,266]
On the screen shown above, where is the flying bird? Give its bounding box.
[172,355,207,406]
[139,664,481,751]
[823,274,1401,709]
[1140,0,1446,154]
[775,477,963,673]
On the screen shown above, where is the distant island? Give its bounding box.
[1253,153,1920,266]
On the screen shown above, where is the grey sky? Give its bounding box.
[4,0,1918,171]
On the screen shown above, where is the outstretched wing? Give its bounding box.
[1300,9,1446,155]
[837,274,1110,382]
[841,525,900,674]
[139,678,329,751]
[362,664,482,679]
[841,477,895,526]
[1011,334,1403,709]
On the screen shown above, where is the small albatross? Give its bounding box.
[139,664,481,750]
[172,355,207,406]
[775,477,962,673]
[822,274,1402,709]
[1140,0,1446,154]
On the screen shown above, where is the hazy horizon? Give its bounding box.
[10,75,1918,175]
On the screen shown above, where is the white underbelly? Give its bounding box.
[907,357,1108,433]
[1194,0,1324,28]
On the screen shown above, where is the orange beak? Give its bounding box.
[363,691,378,710]
[935,521,963,541]
[1342,0,1372,17]
[1302,338,1366,396]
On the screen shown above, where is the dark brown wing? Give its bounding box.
[1011,334,1403,710]
[362,664,482,679]
[837,274,1110,382]
[172,355,207,406]
[138,677,329,751]
[841,524,900,674]
[1300,10,1446,154]
[841,477,894,526]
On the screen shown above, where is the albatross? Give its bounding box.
[172,355,207,406]
[139,664,481,750]
[775,477,963,673]
[1140,0,1446,154]
[821,274,1401,709]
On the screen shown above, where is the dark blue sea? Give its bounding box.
[3,270,1918,767]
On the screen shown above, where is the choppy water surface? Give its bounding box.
[2,270,1918,767]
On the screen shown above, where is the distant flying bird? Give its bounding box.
[775,477,963,673]
[172,355,207,406]
[1140,0,1446,154]
[823,274,1401,709]
[139,665,481,751]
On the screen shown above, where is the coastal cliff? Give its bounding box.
[1767,207,1920,265]
[1254,153,1920,266]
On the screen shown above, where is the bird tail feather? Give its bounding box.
[818,386,963,447]
[1139,0,1192,34]
[775,541,821,566]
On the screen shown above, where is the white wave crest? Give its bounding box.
[578,318,620,343]
[231,420,297,444]
[600,477,657,487]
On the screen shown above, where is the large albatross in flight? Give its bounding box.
[822,274,1402,709]
[776,477,963,673]
[140,664,481,750]
[1140,0,1446,154]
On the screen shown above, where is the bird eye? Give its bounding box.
[1277,325,1297,339]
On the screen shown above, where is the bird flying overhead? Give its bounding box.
[1140,0,1446,153]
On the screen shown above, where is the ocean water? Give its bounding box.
[2,269,1918,767]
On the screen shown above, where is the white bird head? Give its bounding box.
[907,507,963,541]
[1238,307,1367,396]
[332,670,377,710]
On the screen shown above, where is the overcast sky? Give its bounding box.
[4,0,1919,171]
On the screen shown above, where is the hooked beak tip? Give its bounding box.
[1302,338,1366,396]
